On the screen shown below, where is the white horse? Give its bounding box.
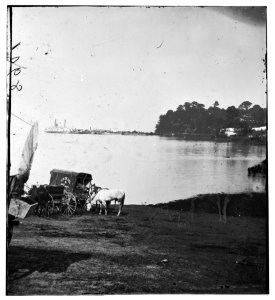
[86,186,125,216]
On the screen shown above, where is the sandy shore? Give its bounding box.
[7,192,268,295]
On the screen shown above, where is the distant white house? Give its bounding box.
[252,126,266,132]
[224,128,237,137]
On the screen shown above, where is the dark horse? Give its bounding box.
[29,185,53,217]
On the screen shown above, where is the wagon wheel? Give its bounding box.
[60,192,77,216]
[36,203,46,217]
[36,194,55,217]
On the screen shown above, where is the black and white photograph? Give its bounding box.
[5,3,269,295]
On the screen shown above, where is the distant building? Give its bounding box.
[252,126,266,132]
[224,128,237,137]
[248,126,266,139]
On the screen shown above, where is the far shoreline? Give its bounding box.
[44,131,267,145]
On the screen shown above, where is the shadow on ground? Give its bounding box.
[8,246,92,280]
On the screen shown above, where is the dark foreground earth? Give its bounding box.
[7,192,268,295]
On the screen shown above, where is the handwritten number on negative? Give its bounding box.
[11,80,22,91]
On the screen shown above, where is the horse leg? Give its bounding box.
[117,195,125,217]
[96,200,100,213]
[106,201,111,215]
[105,204,108,215]
[117,202,121,217]
[99,202,103,215]
[101,201,107,215]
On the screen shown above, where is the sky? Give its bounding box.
[10,6,267,132]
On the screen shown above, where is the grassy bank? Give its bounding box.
[7,192,268,295]
[153,192,267,218]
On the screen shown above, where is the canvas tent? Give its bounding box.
[10,114,38,181]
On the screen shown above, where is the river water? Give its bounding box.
[28,133,266,204]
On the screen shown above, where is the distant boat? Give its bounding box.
[44,126,71,133]
[45,119,92,134]
[44,119,70,134]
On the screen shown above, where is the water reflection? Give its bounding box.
[30,134,266,204]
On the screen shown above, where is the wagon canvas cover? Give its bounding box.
[49,169,92,192]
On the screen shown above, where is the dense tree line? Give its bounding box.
[155,101,266,137]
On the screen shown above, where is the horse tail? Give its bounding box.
[120,192,125,209]
[116,193,125,217]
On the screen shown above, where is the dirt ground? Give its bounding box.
[7,196,268,295]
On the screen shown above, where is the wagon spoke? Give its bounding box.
[69,201,75,209]
[68,205,74,215]
[60,192,77,216]
[67,205,73,215]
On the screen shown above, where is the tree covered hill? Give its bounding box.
[155,101,266,137]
